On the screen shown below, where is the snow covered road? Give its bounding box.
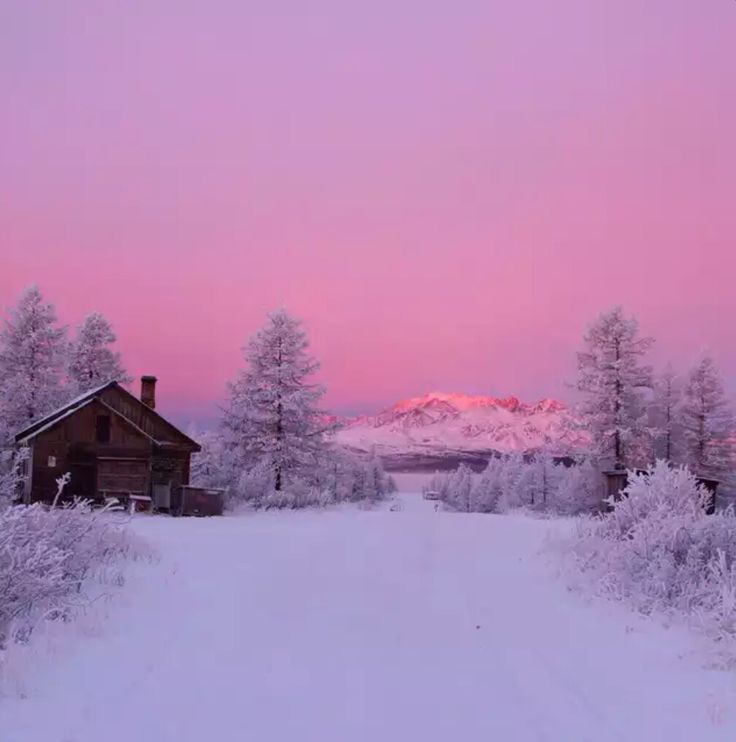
[3,494,736,741]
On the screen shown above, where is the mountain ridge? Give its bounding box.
[333,391,587,466]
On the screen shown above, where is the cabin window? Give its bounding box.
[47,455,56,468]
[96,415,111,443]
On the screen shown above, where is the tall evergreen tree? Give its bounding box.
[0,286,67,438]
[222,309,328,491]
[68,312,131,394]
[650,364,683,461]
[680,356,733,478]
[576,307,654,468]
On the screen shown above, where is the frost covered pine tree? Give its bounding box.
[222,309,328,492]
[68,312,131,394]
[188,426,230,490]
[650,364,683,462]
[576,307,654,469]
[0,286,67,439]
[680,356,734,479]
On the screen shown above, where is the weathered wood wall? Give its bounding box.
[27,391,194,503]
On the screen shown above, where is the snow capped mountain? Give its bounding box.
[334,392,586,463]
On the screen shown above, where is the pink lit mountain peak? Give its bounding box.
[334,391,585,463]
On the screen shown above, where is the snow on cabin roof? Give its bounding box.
[14,381,118,443]
[13,380,200,451]
[15,397,98,444]
[15,395,164,446]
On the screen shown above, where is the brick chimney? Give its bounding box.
[141,375,157,409]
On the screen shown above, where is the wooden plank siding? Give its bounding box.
[20,383,199,505]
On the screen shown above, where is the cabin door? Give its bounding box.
[69,462,97,500]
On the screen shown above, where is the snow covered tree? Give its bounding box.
[0,447,28,508]
[551,458,602,515]
[68,312,131,394]
[649,364,683,462]
[496,453,527,511]
[519,453,562,510]
[680,356,734,479]
[222,309,328,491]
[442,464,474,511]
[354,451,394,504]
[576,307,654,468]
[189,427,231,490]
[0,286,67,439]
[470,458,504,513]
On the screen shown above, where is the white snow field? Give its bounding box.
[3,494,736,742]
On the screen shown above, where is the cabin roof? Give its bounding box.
[14,381,117,443]
[13,381,200,451]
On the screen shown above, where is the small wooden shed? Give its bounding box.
[602,467,719,514]
[14,377,201,510]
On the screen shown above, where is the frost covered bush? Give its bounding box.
[0,500,148,647]
[0,447,27,507]
[565,461,736,645]
[189,428,231,491]
[226,448,395,510]
[429,455,602,515]
[550,458,603,515]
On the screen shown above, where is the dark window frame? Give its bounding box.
[96,415,111,443]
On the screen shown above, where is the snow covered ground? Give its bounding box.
[3,494,736,741]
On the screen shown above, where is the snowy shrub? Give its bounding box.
[471,460,505,512]
[0,447,28,507]
[432,455,601,516]
[261,479,332,510]
[233,459,275,507]
[189,428,232,492]
[0,500,149,647]
[227,447,394,510]
[435,464,474,512]
[549,458,603,515]
[563,461,736,649]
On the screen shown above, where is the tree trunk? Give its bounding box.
[614,339,622,467]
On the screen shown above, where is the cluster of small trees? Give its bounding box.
[428,456,601,515]
[435,306,734,515]
[578,307,734,482]
[0,286,129,442]
[193,308,395,508]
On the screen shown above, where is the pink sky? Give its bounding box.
[1,1,734,423]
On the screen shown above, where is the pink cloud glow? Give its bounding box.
[1,1,734,423]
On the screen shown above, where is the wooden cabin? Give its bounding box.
[14,377,201,510]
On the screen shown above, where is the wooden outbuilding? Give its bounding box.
[603,467,719,514]
[14,377,204,512]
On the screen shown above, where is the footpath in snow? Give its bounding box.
[3,493,736,742]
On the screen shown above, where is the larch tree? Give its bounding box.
[650,364,683,462]
[576,307,654,469]
[222,308,328,492]
[68,312,131,394]
[679,356,734,478]
[0,286,67,439]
